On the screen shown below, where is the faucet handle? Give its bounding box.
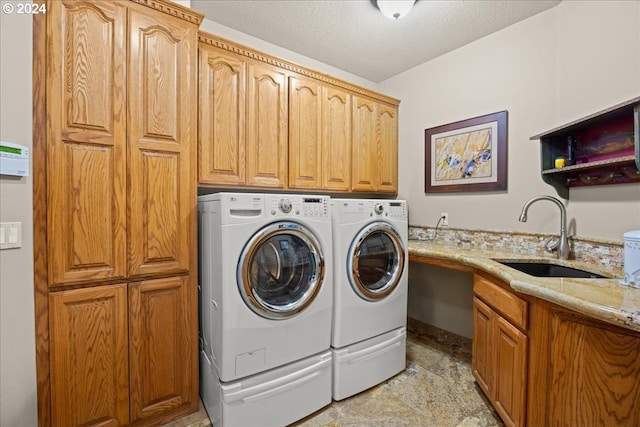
[545,236,560,252]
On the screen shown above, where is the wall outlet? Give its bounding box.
[440,213,449,226]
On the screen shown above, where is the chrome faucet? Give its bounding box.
[519,195,570,260]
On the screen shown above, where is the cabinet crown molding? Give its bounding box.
[130,0,204,24]
[198,31,400,107]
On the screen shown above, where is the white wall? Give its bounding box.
[0,7,37,427]
[379,1,640,336]
[381,0,640,241]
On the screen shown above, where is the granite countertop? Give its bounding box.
[408,240,640,333]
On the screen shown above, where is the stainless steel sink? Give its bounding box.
[495,261,606,279]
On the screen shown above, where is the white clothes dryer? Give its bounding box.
[198,193,333,424]
[331,198,408,400]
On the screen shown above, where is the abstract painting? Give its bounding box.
[425,111,508,193]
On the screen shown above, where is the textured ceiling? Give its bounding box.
[191,0,561,83]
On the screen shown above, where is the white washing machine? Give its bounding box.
[331,198,408,400]
[198,192,333,426]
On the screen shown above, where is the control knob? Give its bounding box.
[374,203,384,215]
[279,198,292,213]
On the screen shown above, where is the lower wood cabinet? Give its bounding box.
[129,276,197,425]
[48,277,197,427]
[49,284,129,427]
[527,300,640,426]
[472,274,528,427]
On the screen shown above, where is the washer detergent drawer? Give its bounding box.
[216,350,332,427]
[332,327,406,401]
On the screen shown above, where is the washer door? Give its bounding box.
[349,222,405,301]
[238,222,325,319]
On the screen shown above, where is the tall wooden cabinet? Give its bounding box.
[198,32,399,194]
[34,1,202,426]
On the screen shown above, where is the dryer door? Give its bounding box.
[349,222,405,301]
[238,222,325,319]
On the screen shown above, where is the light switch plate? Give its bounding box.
[0,222,21,249]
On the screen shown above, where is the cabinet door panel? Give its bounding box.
[548,310,640,426]
[322,87,351,191]
[352,96,377,191]
[49,284,129,427]
[246,61,288,188]
[47,0,127,286]
[377,104,398,193]
[128,7,196,277]
[129,276,197,423]
[472,296,493,396]
[494,316,527,427]
[289,76,322,189]
[198,47,246,185]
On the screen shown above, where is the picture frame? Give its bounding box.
[424,110,508,193]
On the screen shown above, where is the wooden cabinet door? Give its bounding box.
[289,75,322,189]
[494,316,527,427]
[129,276,197,425]
[246,61,288,188]
[472,296,493,396]
[198,45,246,185]
[546,309,640,426]
[352,96,377,192]
[49,284,129,427]
[127,5,196,277]
[47,0,127,286]
[376,104,398,193]
[322,86,352,191]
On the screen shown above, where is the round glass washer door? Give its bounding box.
[348,222,405,301]
[238,222,325,320]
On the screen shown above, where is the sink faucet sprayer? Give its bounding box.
[519,195,570,260]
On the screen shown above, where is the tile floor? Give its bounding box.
[163,320,503,427]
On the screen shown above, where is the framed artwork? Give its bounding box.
[425,111,508,193]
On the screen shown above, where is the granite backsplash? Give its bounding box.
[409,225,624,275]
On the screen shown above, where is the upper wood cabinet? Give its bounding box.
[352,96,398,193]
[198,43,288,188]
[127,4,196,278]
[46,0,128,286]
[198,32,399,194]
[289,76,352,191]
[289,75,323,189]
[198,48,246,185]
[246,61,288,188]
[322,87,352,191]
[46,0,197,286]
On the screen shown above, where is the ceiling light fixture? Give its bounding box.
[375,0,416,20]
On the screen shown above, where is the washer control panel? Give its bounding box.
[267,196,330,218]
[387,201,407,220]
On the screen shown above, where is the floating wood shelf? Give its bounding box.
[531,97,640,198]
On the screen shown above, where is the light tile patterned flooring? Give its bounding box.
[163,320,503,427]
